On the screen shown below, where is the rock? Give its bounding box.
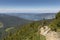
[40,26,60,40]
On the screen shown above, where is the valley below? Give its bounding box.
[0,13,60,40]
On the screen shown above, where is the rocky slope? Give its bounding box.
[40,26,60,40]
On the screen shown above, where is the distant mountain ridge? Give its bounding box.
[6,13,56,21]
[0,13,56,29]
[0,14,30,29]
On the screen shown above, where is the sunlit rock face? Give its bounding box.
[40,26,60,40]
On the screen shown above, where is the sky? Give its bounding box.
[0,0,60,13]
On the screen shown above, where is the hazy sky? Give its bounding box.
[0,0,60,13]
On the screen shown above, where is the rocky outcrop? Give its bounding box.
[40,26,60,40]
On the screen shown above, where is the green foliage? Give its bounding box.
[56,12,60,19]
[2,21,46,40]
[49,12,60,31]
[42,18,49,26]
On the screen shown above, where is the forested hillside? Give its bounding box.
[0,14,31,40]
[2,12,60,40]
[2,19,52,40]
[49,12,60,32]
